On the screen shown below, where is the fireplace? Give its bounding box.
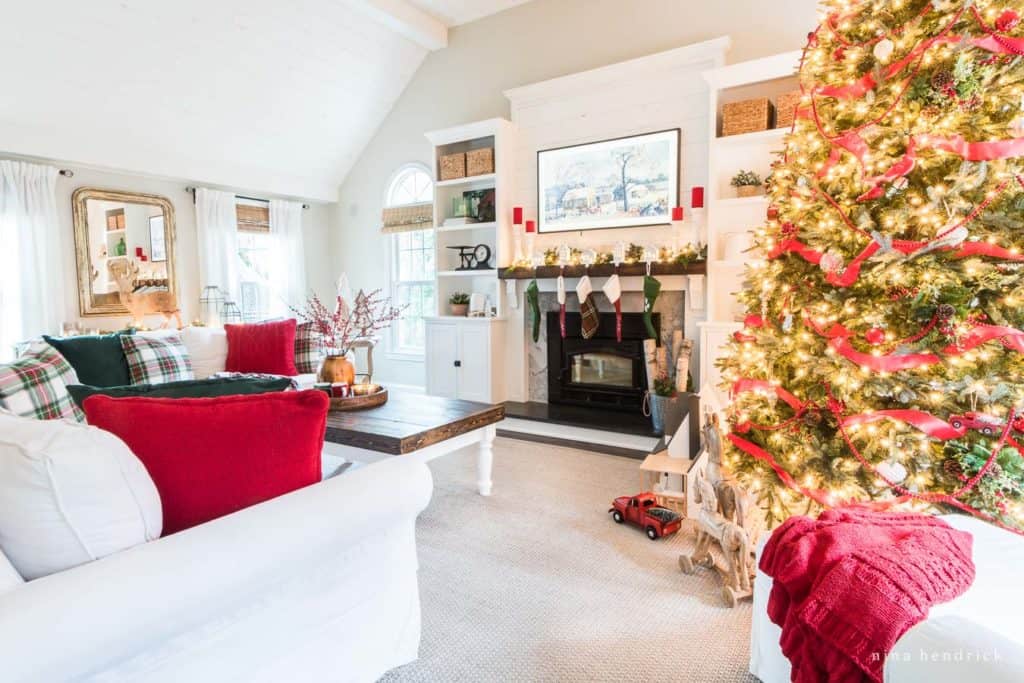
[547,312,660,413]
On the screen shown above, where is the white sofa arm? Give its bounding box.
[0,456,433,682]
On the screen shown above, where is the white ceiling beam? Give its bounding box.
[349,0,448,51]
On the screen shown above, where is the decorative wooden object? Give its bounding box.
[721,97,773,136]
[329,385,388,411]
[112,260,182,329]
[439,152,466,181]
[466,147,494,176]
[774,90,802,129]
[678,412,760,608]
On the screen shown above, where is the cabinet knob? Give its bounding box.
[454,360,462,367]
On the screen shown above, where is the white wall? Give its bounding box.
[334,0,819,387]
[3,156,335,333]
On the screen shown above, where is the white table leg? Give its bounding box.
[477,424,496,496]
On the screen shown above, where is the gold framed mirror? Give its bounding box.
[72,188,178,317]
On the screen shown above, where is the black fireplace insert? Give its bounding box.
[547,311,660,413]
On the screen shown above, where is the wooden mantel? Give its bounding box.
[498,262,707,280]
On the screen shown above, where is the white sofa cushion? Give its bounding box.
[0,413,162,580]
[179,327,228,379]
[0,547,22,594]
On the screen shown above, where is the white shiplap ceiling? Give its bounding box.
[0,1,531,202]
[410,0,532,26]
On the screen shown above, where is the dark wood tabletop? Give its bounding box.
[323,391,505,455]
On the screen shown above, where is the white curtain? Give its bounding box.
[0,160,65,359]
[268,199,306,315]
[195,188,240,304]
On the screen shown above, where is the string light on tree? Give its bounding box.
[720,0,1024,533]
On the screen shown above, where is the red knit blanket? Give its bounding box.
[760,508,975,683]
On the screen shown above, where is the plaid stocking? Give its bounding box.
[576,275,599,340]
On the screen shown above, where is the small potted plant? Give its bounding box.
[648,373,691,436]
[731,170,763,198]
[449,292,470,316]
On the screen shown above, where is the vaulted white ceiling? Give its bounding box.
[409,0,533,26]
[0,0,529,202]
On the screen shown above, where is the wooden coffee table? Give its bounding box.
[322,392,505,495]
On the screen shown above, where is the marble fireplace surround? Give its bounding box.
[526,287,685,402]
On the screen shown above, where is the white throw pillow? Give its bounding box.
[140,327,227,379]
[0,413,162,580]
[0,547,23,594]
[179,326,228,379]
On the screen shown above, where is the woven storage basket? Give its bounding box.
[466,147,494,176]
[439,152,466,181]
[722,98,773,136]
[775,90,802,129]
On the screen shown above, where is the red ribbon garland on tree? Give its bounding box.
[727,379,1024,536]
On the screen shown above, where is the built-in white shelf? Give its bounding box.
[716,195,769,207]
[437,269,499,278]
[435,173,496,188]
[105,228,126,235]
[435,221,498,233]
[712,127,787,148]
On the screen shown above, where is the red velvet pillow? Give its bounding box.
[224,319,299,375]
[83,391,328,535]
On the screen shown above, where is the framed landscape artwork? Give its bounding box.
[537,129,680,233]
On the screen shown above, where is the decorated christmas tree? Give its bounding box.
[720,0,1024,532]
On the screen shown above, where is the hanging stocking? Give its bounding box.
[576,275,599,340]
[642,274,661,340]
[602,274,623,342]
[557,274,567,338]
[526,279,541,342]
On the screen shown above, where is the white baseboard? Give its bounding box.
[499,417,658,453]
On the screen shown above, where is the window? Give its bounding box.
[236,200,273,322]
[387,165,434,355]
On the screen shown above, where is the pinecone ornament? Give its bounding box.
[986,462,1004,479]
[931,69,955,91]
[921,104,941,119]
[943,458,963,479]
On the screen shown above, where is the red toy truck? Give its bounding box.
[609,492,682,540]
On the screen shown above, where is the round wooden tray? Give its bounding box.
[329,386,388,411]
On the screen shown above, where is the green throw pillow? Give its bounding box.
[43,330,135,388]
[67,376,293,410]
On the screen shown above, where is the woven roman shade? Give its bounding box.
[381,202,433,234]
[237,203,270,233]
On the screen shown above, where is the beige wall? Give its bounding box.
[334,0,819,386]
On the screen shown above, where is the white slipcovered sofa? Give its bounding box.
[750,514,1024,682]
[0,447,433,681]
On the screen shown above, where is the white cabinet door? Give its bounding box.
[425,322,458,398]
[456,324,491,403]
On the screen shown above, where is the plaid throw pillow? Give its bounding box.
[121,334,194,385]
[293,322,324,375]
[0,344,84,422]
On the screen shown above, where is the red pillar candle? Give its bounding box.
[691,186,705,209]
[135,247,144,257]
[525,219,536,233]
[513,207,523,225]
[671,206,684,221]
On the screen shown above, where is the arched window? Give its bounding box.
[387,165,433,206]
[387,164,434,355]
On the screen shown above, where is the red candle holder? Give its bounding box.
[672,206,684,221]
[525,220,536,233]
[513,207,523,225]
